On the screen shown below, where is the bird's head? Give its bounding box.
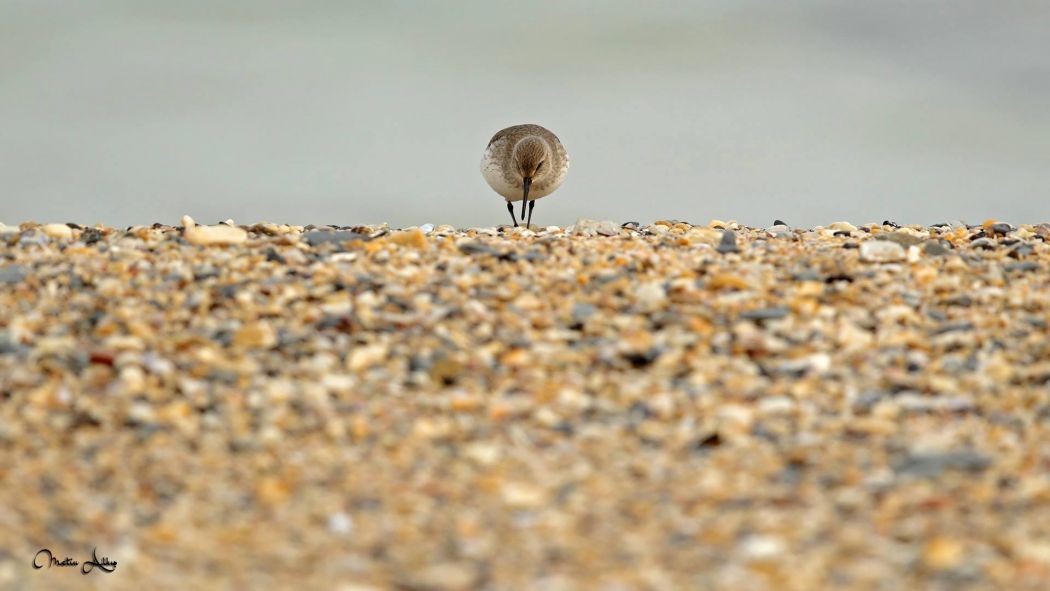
[512,136,553,183]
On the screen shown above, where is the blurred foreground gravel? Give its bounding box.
[3,218,1050,590]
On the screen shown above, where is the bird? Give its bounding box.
[480,124,569,228]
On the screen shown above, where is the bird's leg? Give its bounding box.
[526,199,536,229]
[506,201,518,228]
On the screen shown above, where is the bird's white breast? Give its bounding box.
[480,144,521,201]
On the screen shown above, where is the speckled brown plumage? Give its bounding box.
[480,123,570,227]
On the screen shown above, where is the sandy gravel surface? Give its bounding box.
[2,218,1050,590]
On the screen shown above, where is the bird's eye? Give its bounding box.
[536,161,545,170]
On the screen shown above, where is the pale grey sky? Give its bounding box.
[1,1,1048,227]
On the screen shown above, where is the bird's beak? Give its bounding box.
[521,177,532,222]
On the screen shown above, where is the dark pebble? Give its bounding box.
[1005,261,1041,273]
[716,230,739,253]
[694,432,723,451]
[0,331,28,355]
[210,330,234,348]
[740,307,789,321]
[570,302,597,323]
[894,451,992,477]
[853,390,888,412]
[265,248,286,264]
[458,242,501,256]
[970,238,996,250]
[989,223,1014,235]
[1025,316,1048,329]
[302,230,372,247]
[89,351,116,366]
[522,250,546,263]
[0,265,29,285]
[791,269,823,282]
[624,347,662,368]
[942,295,973,307]
[316,315,355,332]
[1008,244,1034,259]
[926,310,948,322]
[627,401,654,423]
[408,355,432,372]
[931,321,975,336]
[81,228,103,244]
[773,219,787,226]
[193,266,220,281]
[649,311,684,330]
[217,284,240,299]
[593,272,625,286]
[923,241,951,256]
[206,369,240,385]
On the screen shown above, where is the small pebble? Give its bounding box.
[716,229,740,253]
[571,219,620,237]
[302,230,371,247]
[740,307,789,321]
[327,512,354,535]
[41,223,74,240]
[923,240,951,256]
[876,231,924,247]
[859,240,906,262]
[182,215,247,245]
[988,222,1014,235]
[0,265,28,284]
[894,451,992,477]
[1005,261,1040,273]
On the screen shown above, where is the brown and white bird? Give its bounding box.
[480,124,569,228]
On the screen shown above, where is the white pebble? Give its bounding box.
[182,215,247,245]
[327,512,354,535]
[633,281,667,311]
[758,396,795,414]
[859,240,905,262]
[41,223,74,240]
[740,535,785,560]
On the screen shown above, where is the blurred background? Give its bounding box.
[1,0,1047,228]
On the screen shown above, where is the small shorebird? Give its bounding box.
[480,124,569,228]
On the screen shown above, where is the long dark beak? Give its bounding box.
[521,177,532,222]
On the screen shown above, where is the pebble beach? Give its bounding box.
[3,217,1050,590]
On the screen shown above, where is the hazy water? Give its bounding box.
[2,1,1048,228]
